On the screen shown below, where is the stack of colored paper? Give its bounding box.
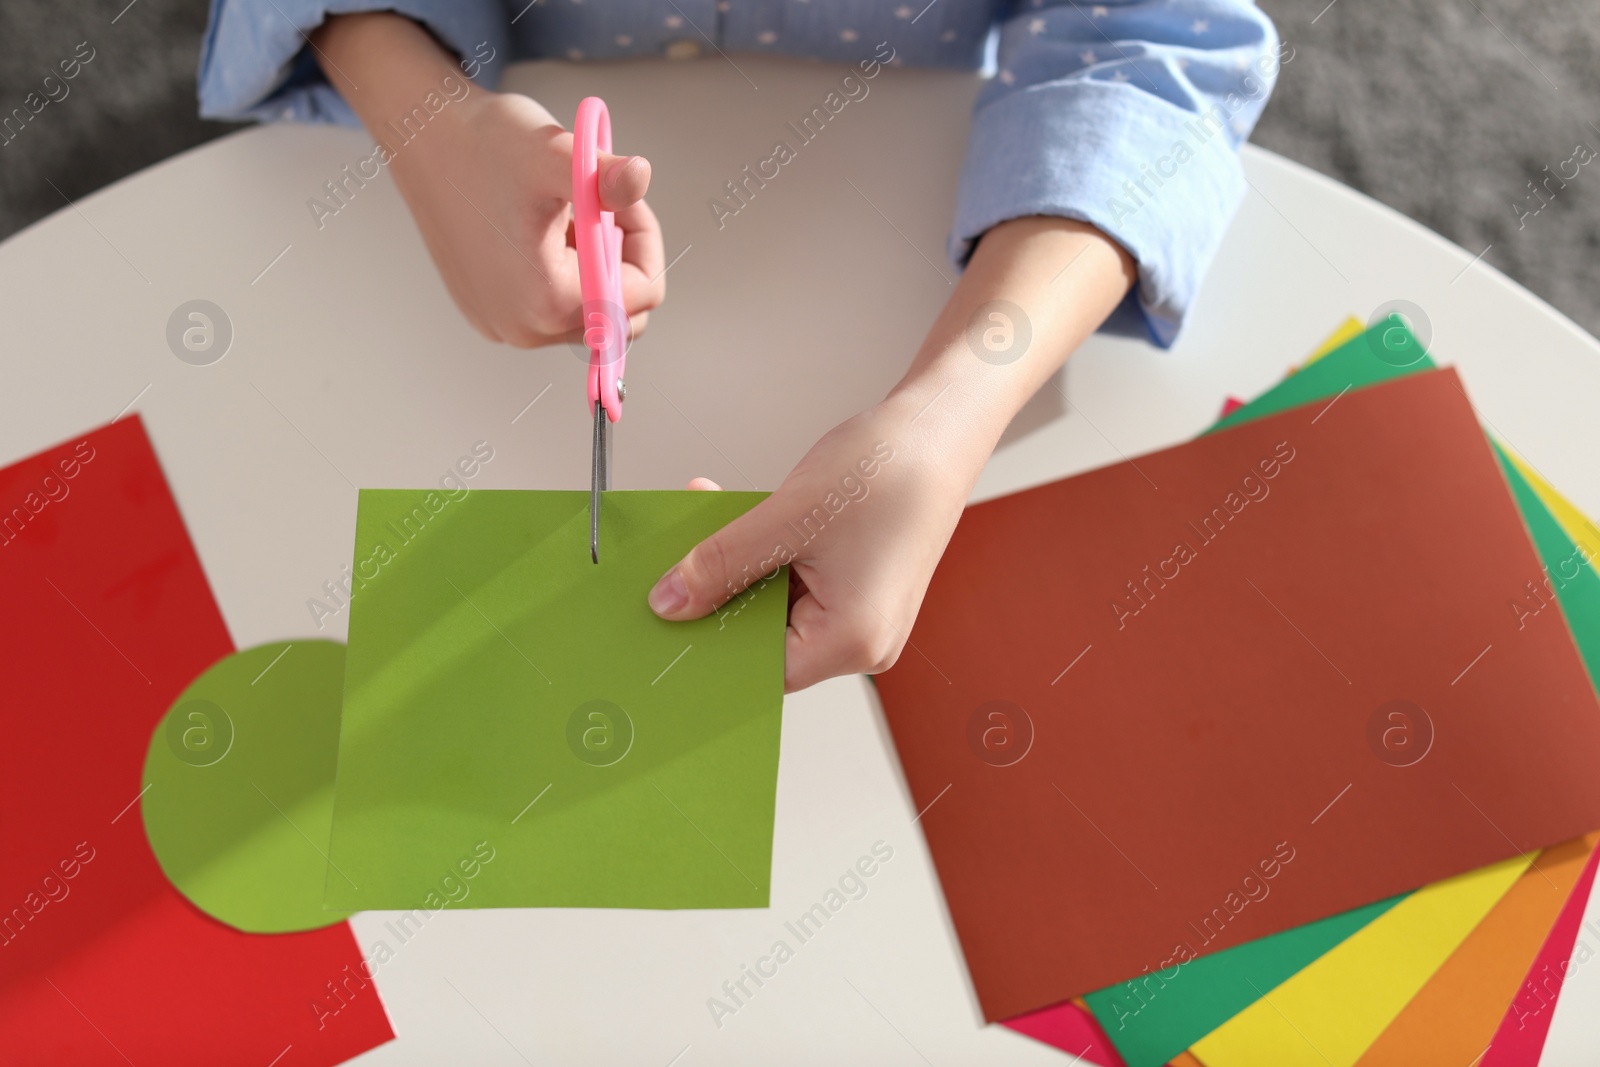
[874,320,1600,1066]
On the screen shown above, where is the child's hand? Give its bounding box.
[312,13,665,349]
[647,399,968,693]
[394,90,665,347]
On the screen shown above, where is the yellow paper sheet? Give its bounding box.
[1190,855,1529,1066]
[1303,316,1367,364]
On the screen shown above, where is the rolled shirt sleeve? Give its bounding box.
[198,0,511,124]
[950,0,1282,346]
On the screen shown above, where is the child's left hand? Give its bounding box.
[646,397,970,692]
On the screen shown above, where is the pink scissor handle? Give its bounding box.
[573,96,627,423]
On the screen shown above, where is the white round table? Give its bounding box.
[4,55,1598,1066]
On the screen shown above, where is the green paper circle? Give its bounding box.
[142,640,351,933]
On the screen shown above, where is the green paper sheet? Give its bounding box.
[325,489,786,911]
[1083,319,1600,1066]
[1498,451,1600,686]
[142,640,352,933]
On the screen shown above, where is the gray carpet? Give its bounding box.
[3,1,1596,336]
[1252,0,1600,336]
[0,2,246,240]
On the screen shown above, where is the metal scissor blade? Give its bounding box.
[590,403,609,563]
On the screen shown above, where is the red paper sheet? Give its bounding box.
[875,369,1600,1021]
[0,417,392,1065]
[1480,839,1600,1066]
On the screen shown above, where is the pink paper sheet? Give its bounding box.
[1480,842,1600,1065]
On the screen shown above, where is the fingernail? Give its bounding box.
[648,567,688,616]
[602,156,636,190]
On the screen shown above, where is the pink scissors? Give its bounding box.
[572,96,627,563]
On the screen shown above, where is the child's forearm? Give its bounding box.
[887,217,1137,476]
[311,13,479,142]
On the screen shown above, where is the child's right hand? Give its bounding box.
[393,89,665,348]
[312,13,665,349]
